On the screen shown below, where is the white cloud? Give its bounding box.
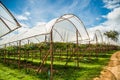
[89,7,120,30]
[16,15,28,20]
[101,15,106,18]
[14,0,91,27]
[107,7,120,20]
[15,11,30,21]
[103,7,120,30]
[96,17,100,20]
[24,11,30,16]
[103,0,120,9]
[88,7,120,44]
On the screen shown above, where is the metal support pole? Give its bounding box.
[50,31,53,80]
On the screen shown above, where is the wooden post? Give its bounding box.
[8,43,11,64]
[18,40,21,69]
[95,34,98,58]
[66,45,68,59]
[50,31,53,80]
[39,47,42,60]
[76,30,79,67]
[4,44,6,63]
[26,40,30,70]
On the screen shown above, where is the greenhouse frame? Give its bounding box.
[0,1,120,80]
[0,1,21,38]
[0,13,90,79]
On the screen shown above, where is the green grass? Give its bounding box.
[0,51,116,80]
[0,63,42,80]
[53,57,110,80]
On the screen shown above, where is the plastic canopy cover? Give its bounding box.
[0,2,21,38]
[0,14,90,45]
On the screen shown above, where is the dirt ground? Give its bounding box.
[93,51,120,80]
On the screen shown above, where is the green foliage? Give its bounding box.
[21,43,39,50]
[0,48,5,51]
[6,46,18,51]
[54,42,76,50]
[104,30,119,41]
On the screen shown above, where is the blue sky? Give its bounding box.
[1,0,120,41]
[1,0,112,27]
[0,0,120,45]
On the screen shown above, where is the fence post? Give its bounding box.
[76,30,79,67]
[50,30,53,80]
[4,44,6,63]
[18,40,21,69]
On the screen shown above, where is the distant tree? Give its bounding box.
[104,30,119,42]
